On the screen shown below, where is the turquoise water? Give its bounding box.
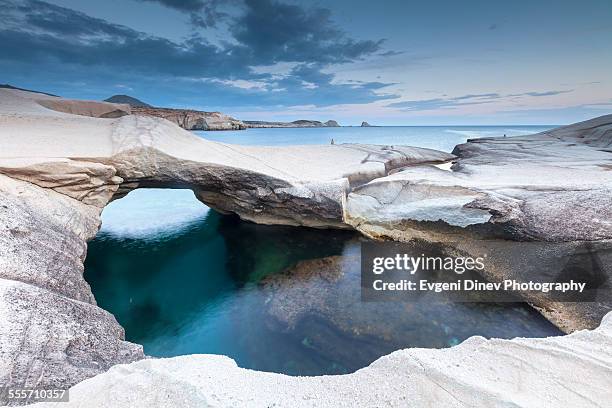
[84,125,562,376]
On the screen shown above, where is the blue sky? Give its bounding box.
[1,0,611,124]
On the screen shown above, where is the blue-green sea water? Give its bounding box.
[84,125,562,376]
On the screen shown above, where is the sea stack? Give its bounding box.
[361,121,371,127]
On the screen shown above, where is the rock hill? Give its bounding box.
[104,94,151,107]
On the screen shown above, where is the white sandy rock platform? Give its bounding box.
[33,313,612,408]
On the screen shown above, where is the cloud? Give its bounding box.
[137,0,231,28]
[0,0,395,107]
[387,90,574,111]
[138,0,209,12]
[379,50,404,57]
[231,0,384,65]
[518,90,573,97]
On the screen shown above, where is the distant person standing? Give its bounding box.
[331,138,335,145]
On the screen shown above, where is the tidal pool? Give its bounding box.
[85,189,562,376]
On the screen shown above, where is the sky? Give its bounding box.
[1,0,611,125]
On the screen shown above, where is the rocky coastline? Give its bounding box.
[103,93,246,131]
[244,119,340,128]
[130,106,246,131]
[1,88,611,406]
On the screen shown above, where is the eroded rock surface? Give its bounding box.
[345,115,612,331]
[0,88,451,228]
[33,312,612,408]
[0,175,143,403]
[346,117,612,242]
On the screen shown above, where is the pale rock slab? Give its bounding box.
[33,312,612,408]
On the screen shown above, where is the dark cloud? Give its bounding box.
[379,50,404,57]
[452,93,500,101]
[519,90,573,97]
[387,90,573,111]
[0,0,394,107]
[138,0,209,12]
[138,0,232,28]
[231,0,384,65]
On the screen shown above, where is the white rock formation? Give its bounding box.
[346,115,612,241]
[345,115,612,331]
[0,88,452,227]
[0,174,143,397]
[1,88,611,406]
[33,312,612,408]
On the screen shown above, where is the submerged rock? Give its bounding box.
[258,242,563,373]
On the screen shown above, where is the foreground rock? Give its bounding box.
[33,312,612,408]
[244,119,340,128]
[0,174,143,401]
